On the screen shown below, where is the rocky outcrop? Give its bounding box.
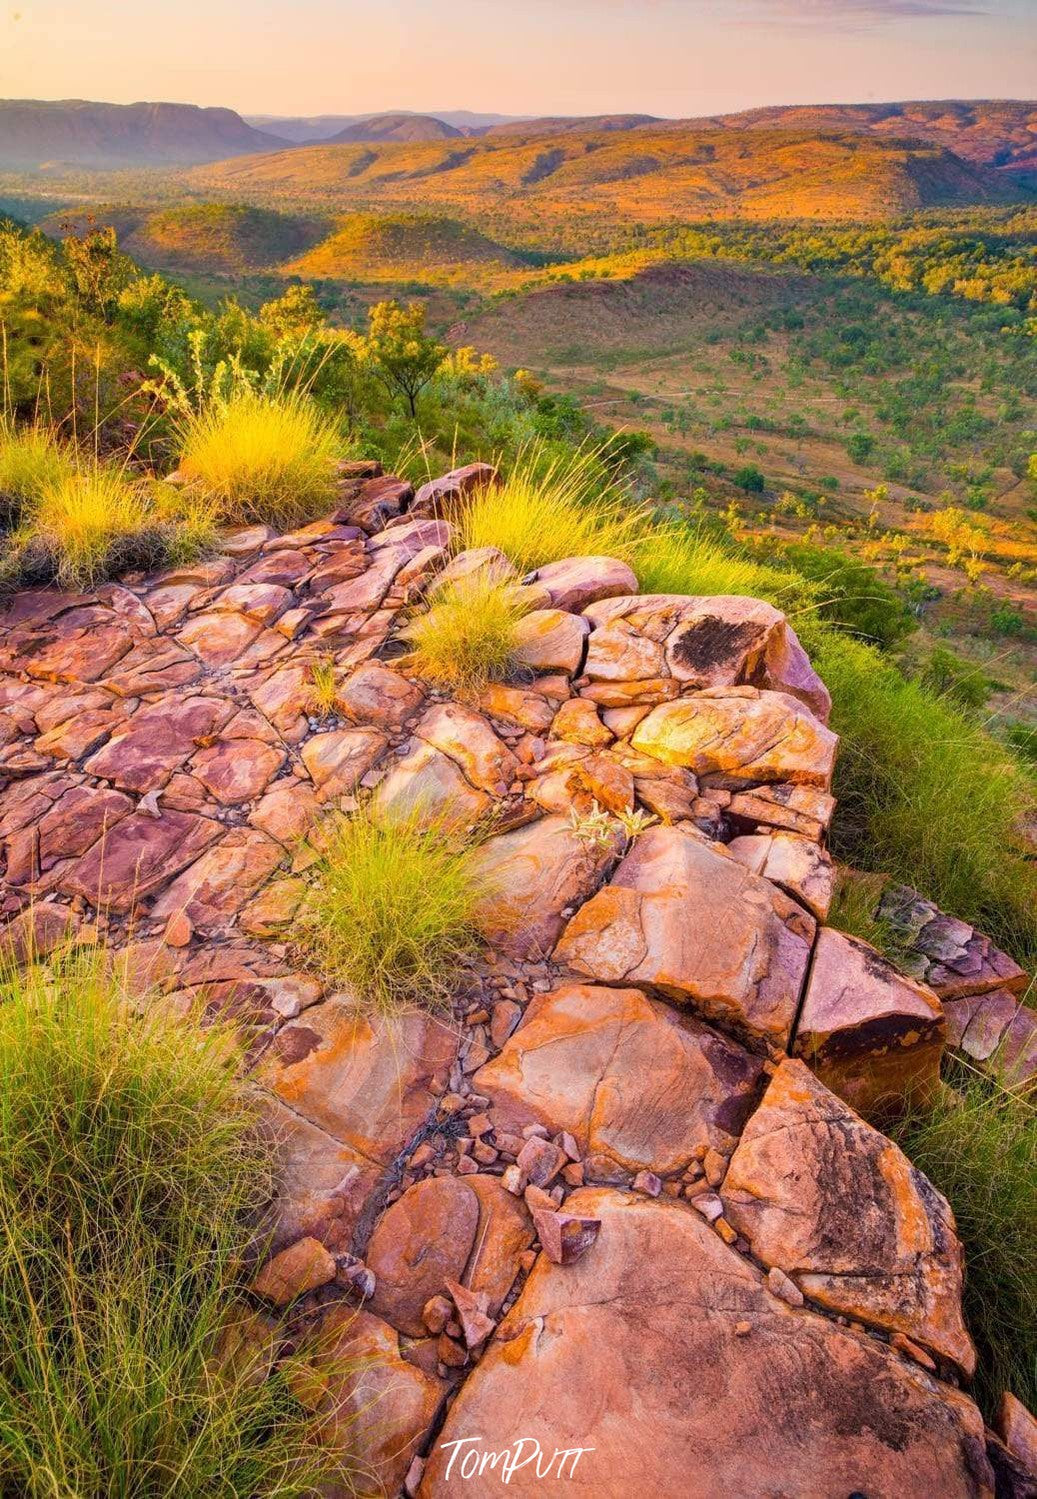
[2,465,1029,1497]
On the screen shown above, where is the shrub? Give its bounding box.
[734,463,765,492]
[297,809,491,1014]
[457,443,640,574]
[176,387,342,528]
[0,422,75,527]
[0,948,361,1496]
[769,541,914,649]
[892,1073,1037,1417]
[402,572,529,694]
[917,645,990,713]
[810,627,1037,960]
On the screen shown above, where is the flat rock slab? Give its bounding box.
[723,1058,974,1375]
[794,927,945,1119]
[422,1189,993,1498]
[943,990,1037,1092]
[631,687,837,789]
[473,814,621,960]
[555,825,815,1052]
[475,982,765,1175]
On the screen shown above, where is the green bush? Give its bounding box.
[892,1073,1037,1417]
[769,541,914,649]
[917,645,990,713]
[0,949,361,1497]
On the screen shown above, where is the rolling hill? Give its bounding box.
[0,99,288,170]
[284,211,526,281]
[188,125,1031,226]
[246,111,521,142]
[322,113,463,144]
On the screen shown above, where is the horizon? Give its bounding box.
[3,0,1034,119]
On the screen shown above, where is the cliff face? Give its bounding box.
[0,98,286,169]
[1,462,1033,1497]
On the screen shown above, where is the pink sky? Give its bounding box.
[3,0,1033,116]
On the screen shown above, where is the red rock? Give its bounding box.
[366,1177,480,1337]
[516,1135,566,1188]
[422,1189,993,1499]
[190,738,285,805]
[444,1278,495,1349]
[84,696,233,793]
[412,463,498,516]
[475,983,763,1175]
[0,901,80,963]
[555,826,815,1052]
[149,829,284,932]
[341,474,414,532]
[251,1236,336,1305]
[415,702,518,795]
[336,661,425,730]
[248,782,319,846]
[724,1058,974,1374]
[18,610,133,683]
[725,830,834,921]
[5,783,134,886]
[513,609,589,676]
[551,697,613,748]
[632,688,837,789]
[372,741,491,827]
[998,1393,1037,1478]
[472,814,622,960]
[794,927,945,1119]
[62,809,222,912]
[300,727,387,801]
[525,556,638,612]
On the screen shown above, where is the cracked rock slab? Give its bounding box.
[475,982,765,1175]
[631,687,837,789]
[554,824,815,1051]
[794,927,945,1120]
[723,1058,974,1375]
[422,1188,993,1499]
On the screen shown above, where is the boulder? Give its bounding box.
[474,983,764,1174]
[998,1393,1037,1480]
[251,1236,336,1306]
[335,662,425,731]
[877,885,1028,1000]
[725,830,834,921]
[527,556,638,613]
[632,688,837,789]
[554,825,815,1052]
[512,609,588,676]
[943,990,1037,1092]
[422,1189,993,1498]
[414,702,519,795]
[723,1059,974,1375]
[300,727,388,801]
[472,814,622,960]
[413,462,498,516]
[371,741,491,827]
[794,927,945,1119]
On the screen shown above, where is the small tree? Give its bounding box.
[60,224,135,324]
[362,299,445,418]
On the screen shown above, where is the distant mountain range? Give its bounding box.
[0,99,283,169]
[1,96,1034,181]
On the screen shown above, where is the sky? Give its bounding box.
[2,0,1034,117]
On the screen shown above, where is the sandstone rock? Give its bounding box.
[415,702,518,795]
[878,885,1028,1000]
[62,809,222,912]
[632,688,837,789]
[248,782,320,846]
[723,1058,974,1374]
[371,741,491,827]
[725,830,834,921]
[727,781,836,840]
[5,783,133,886]
[366,1177,480,1336]
[301,1305,447,1499]
[17,610,134,683]
[527,556,638,613]
[422,1188,993,1498]
[190,738,285,805]
[551,697,613,748]
[998,1393,1037,1479]
[247,664,311,741]
[149,829,284,933]
[531,1207,601,1265]
[512,609,588,675]
[252,1236,336,1306]
[555,825,815,1051]
[413,462,498,516]
[475,983,763,1174]
[794,927,945,1119]
[583,623,665,682]
[585,592,831,721]
[343,474,413,533]
[943,990,1037,1092]
[176,610,264,666]
[336,662,425,730]
[444,1278,496,1349]
[300,727,387,801]
[432,546,516,594]
[0,900,80,963]
[84,696,233,793]
[472,814,621,960]
[476,683,556,732]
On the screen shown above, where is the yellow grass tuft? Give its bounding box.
[401,572,530,693]
[176,388,342,528]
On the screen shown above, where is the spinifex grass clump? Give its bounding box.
[457,442,640,574]
[402,571,530,694]
[892,1071,1037,1417]
[0,949,362,1497]
[0,421,76,528]
[298,809,491,1015]
[176,387,342,528]
[634,517,807,607]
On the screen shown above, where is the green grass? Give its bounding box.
[297,809,491,1014]
[0,422,75,527]
[402,572,530,693]
[308,653,341,716]
[4,460,214,591]
[0,948,364,1497]
[177,388,343,528]
[809,628,1037,962]
[457,443,641,574]
[892,1073,1037,1417]
[634,517,808,606]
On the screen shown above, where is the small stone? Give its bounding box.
[445,1278,496,1350]
[703,1148,727,1188]
[404,1455,425,1498]
[516,1135,566,1188]
[689,1191,724,1223]
[633,1170,662,1197]
[532,1207,602,1266]
[490,1000,522,1047]
[501,1165,525,1195]
[436,1332,468,1368]
[523,1184,555,1213]
[734,1321,752,1337]
[422,1294,454,1336]
[767,1266,805,1308]
[252,1237,336,1306]
[891,1332,938,1373]
[467,1112,493,1138]
[715,1217,738,1245]
[163,910,193,948]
